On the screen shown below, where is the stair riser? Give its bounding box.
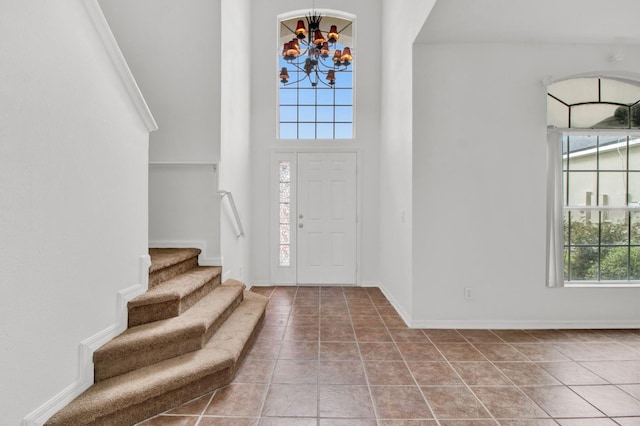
[91,314,264,425]
[149,256,198,288]
[128,274,221,327]
[95,293,244,382]
[234,310,265,366]
[54,367,234,425]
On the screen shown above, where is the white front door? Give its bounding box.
[296,152,357,284]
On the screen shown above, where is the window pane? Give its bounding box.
[280,123,297,139]
[599,172,627,206]
[334,89,352,105]
[335,123,352,139]
[280,106,298,122]
[280,89,298,105]
[629,172,640,204]
[571,104,628,129]
[280,204,290,224]
[568,246,599,281]
[317,106,334,122]
[316,123,334,139]
[279,245,290,267]
[563,247,570,281]
[298,123,316,139]
[630,137,640,170]
[600,78,640,105]
[562,170,568,205]
[299,106,316,122]
[631,246,640,280]
[316,89,334,105]
[632,212,640,244]
[566,172,597,206]
[280,224,290,244]
[566,135,597,170]
[600,213,628,245]
[548,78,599,105]
[298,89,316,105]
[279,182,290,203]
[598,136,627,171]
[334,71,353,89]
[568,211,599,245]
[279,161,290,183]
[335,106,353,122]
[599,247,629,280]
[548,95,569,128]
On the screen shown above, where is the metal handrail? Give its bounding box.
[218,190,245,238]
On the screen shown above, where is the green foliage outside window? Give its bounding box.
[564,217,640,281]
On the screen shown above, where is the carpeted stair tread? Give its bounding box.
[46,290,269,425]
[47,345,233,424]
[206,290,268,362]
[94,282,245,381]
[149,248,201,273]
[129,266,221,309]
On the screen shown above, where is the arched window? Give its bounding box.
[278,11,355,139]
[547,77,640,285]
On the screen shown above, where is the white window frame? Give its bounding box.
[547,128,640,288]
[276,9,357,140]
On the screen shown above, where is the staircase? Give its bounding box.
[46,248,268,425]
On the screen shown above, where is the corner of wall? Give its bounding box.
[376,281,413,328]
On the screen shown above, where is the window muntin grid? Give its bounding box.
[278,15,354,140]
[563,135,640,281]
[279,160,292,267]
[547,77,640,129]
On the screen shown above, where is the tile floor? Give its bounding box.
[138,286,640,426]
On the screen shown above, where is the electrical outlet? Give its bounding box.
[464,287,473,300]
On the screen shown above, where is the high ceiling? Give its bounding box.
[416,0,640,45]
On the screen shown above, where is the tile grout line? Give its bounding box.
[458,329,561,423]
[255,285,288,422]
[371,292,441,425]
[194,390,218,425]
[343,287,382,425]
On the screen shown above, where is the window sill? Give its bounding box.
[564,282,640,288]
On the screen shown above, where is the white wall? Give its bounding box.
[100,0,222,262]
[0,1,149,423]
[379,0,436,319]
[412,42,640,327]
[219,0,252,282]
[249,0,382,287]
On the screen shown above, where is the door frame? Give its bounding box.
[270,148,362,285]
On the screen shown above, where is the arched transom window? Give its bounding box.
[278,11,355,140]
[547,77,640,285]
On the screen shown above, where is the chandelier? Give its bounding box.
[279,12,353,88]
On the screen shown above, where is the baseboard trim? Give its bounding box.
[376,282,412,328]
[250,280,273,287]
[22,254,151,426]
[411,319,640,330]
[148,240,222,266]
[359,280,381,288]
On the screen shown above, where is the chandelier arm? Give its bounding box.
[281,74,310,87]
[286,62,310,74]
[316,58,340,71]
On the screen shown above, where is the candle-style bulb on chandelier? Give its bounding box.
[279,12,353,88]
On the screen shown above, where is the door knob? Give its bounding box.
[299,214,304,219]
[299,223,304,228]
